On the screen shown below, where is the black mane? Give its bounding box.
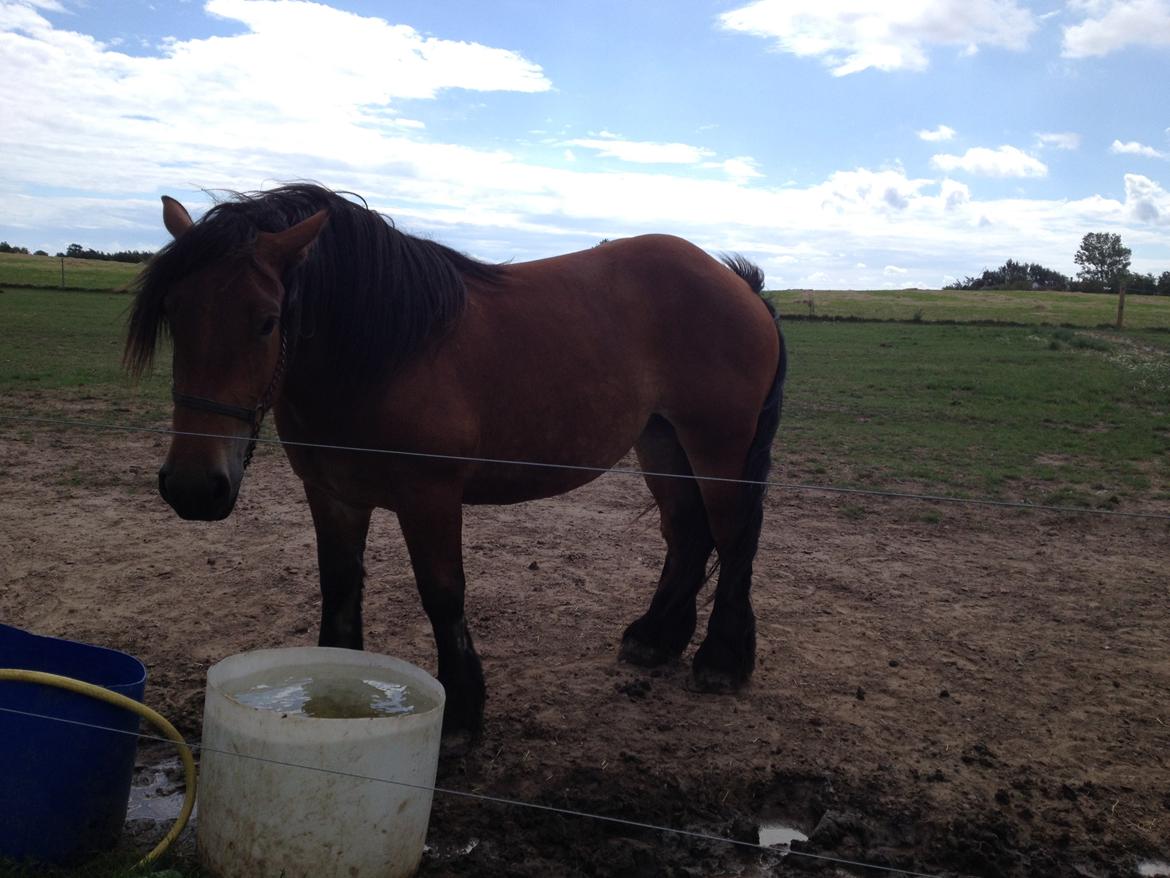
[125,184,506,381]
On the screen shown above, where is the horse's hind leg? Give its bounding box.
[675,422,771,693]
[619,416,715,667]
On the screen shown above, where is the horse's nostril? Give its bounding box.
[210,472,231,505]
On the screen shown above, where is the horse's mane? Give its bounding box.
[125,183,506,382]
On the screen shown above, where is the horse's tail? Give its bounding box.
[720,254,786,555]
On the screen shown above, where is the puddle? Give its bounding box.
[1139,861,1170,877]
[128,758,192,823]
[758,821,809,850]
[424,838,480,860]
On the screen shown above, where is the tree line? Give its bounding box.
[4,231,1167,293]
[0,241,153,263]
[948,232,1169,295]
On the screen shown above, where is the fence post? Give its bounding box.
[1115,279,1127,329]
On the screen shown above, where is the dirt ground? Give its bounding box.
[1,409,1168,878]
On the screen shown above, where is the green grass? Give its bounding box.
[771,287,1170,330]
[0,288,169,412]
[0,252,143,291]
[780,321,1170,504]
[2,287,1168,511]
[0,288,1168,875]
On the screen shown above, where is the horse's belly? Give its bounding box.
[461,425,642,505]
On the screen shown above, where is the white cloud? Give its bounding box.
[563,136,714,164]
[2,3,1168,287]
[814,167,933,214]
[718,0,1037,75]
[1124,173,1170,224]
[918,125,956,142]
[713,156,765,181]
[0,0,550,195]
[1035,132,1081,150]
[883,264,908,275]
[940,179,970,210]
[930,145,1048,177]
[1063,0,1170,57]
[1110,139,1168,159]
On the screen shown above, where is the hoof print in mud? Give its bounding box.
[614,678,651,699]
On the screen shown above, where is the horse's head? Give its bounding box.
[140,196,328,521]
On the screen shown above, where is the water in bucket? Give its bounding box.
[226,663,439,719]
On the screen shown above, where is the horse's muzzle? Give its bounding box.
[158,463,238,521]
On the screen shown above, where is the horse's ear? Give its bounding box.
[256,209,330,270]
[161,196,193,238]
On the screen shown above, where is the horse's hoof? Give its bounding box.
[618,636,672,668]
[691,640,752,693]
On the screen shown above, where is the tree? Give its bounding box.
[1074,232,1131,292]
[1127,271,1157,294]
[1158,271,1170,296]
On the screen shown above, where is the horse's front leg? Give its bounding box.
[305,485,373,649]
[397,492,485,746]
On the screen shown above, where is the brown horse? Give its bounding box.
[126,184,785,742]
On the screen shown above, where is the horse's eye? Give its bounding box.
[259,315,278,337]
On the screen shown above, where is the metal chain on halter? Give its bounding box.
[242,328,288,470]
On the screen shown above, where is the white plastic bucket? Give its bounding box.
[197,647,445,878]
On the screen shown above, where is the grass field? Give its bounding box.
[2,287,1168,511]
[771,286,1170,329]
[5,250,1169,331]
[0,287,1169,878]
[0,252,143,291]
[782,321,1170,506]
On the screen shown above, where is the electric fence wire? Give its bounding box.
[0,411,1156,875]
[0,703,943,878]
[2,412,1168,522]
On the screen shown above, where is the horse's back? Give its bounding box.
[452,235,779,482]
[502,233,777,363]
[515,234,781,416]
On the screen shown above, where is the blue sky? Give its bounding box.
[1,0,1168,288]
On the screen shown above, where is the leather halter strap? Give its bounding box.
[170,391,255,425]
[170,330,288,469]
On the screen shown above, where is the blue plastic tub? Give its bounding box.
[0,623,147,864]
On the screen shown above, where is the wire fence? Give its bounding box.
[2,412,1168,521]
[0,703,942,878]
[1,403,1165,876]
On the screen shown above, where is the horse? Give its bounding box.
[125,184,786,743]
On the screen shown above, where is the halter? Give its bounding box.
[171,329,288,470]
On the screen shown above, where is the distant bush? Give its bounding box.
[948,259,1169,296]
[1126,271,1170,296]
[64,243,153,263]
[2,241,153,263]
[946,259,1070,291]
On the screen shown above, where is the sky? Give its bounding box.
[1,0,1168,289]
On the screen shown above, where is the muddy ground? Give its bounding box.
[1,411,1168,877]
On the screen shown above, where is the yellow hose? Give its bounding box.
[0,668,197,871]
